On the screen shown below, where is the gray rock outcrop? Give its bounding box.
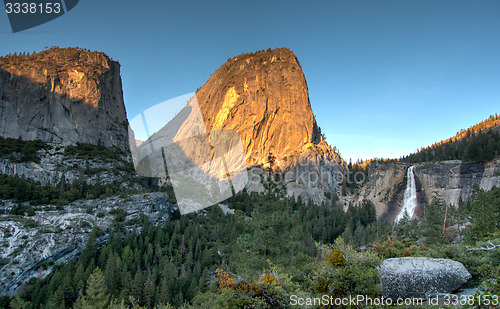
[0,145,134,187]
[352,161,409,218]
[380,257,472,300]
[414,159,500,208]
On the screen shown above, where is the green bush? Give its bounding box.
[311,238,381,299]
[109,208,127,222]
[23,219,38,228]
[63,142,125,162]
[0,136,47,163]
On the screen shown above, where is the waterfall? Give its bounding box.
[395,166,417,223]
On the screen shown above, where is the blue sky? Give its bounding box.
[1,0,499,162]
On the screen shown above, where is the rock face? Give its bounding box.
[414,159,500,207]
[0,144,138,188]
[196,48,322,166]
[352,162,410,219]
[244,142,344,205]
[194,48,345,203]
[380,257,472,300]
[0,193,174,296]
[0,48,129,152]
[355,158,500,221]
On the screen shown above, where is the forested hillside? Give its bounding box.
[1,175,499,308]
[399,114,500,163]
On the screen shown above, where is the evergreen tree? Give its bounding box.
[132,268,144,303]
[74,267,109,309]
[422,199,447,245]
[10,295,29,309]
[80,228,98,266]
[47,286,65,309]
[143,278,155,308]
[466,187,500,241]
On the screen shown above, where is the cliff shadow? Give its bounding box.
[413,172,427,219]
[379,171,408,223]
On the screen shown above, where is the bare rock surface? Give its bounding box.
[414,158,500,208]
[380,257,471,300]
[0,145,129,186]
[196,48,321,166]
[0,192,174,296]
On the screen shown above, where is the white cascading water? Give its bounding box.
[395,166,417,223]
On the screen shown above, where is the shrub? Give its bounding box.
[23,219,38,228]
[312,238,381,298]
[0,136,47,163]
[109,208,127,222]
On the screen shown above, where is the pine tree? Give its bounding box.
[157,278,170,305]
[62,274,74,305]
[10,295,29,309]
[467,187,500,241]
[143,278,155,308]
[105,253,119,297]
[48,286,65,309]
[353,224,366,247]
[73,263,86,288]
[74,267,109,309]
[423,199,447,245]
[186,277,199,300]
[80,229,98,266]
[132,268,144,303]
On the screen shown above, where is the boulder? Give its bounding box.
[380,257,471,300]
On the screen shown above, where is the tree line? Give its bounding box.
[398,114,500,163]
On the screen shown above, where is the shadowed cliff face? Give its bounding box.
[195,48,322,166]
[414,159,500,207]
[0,48,129,152]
